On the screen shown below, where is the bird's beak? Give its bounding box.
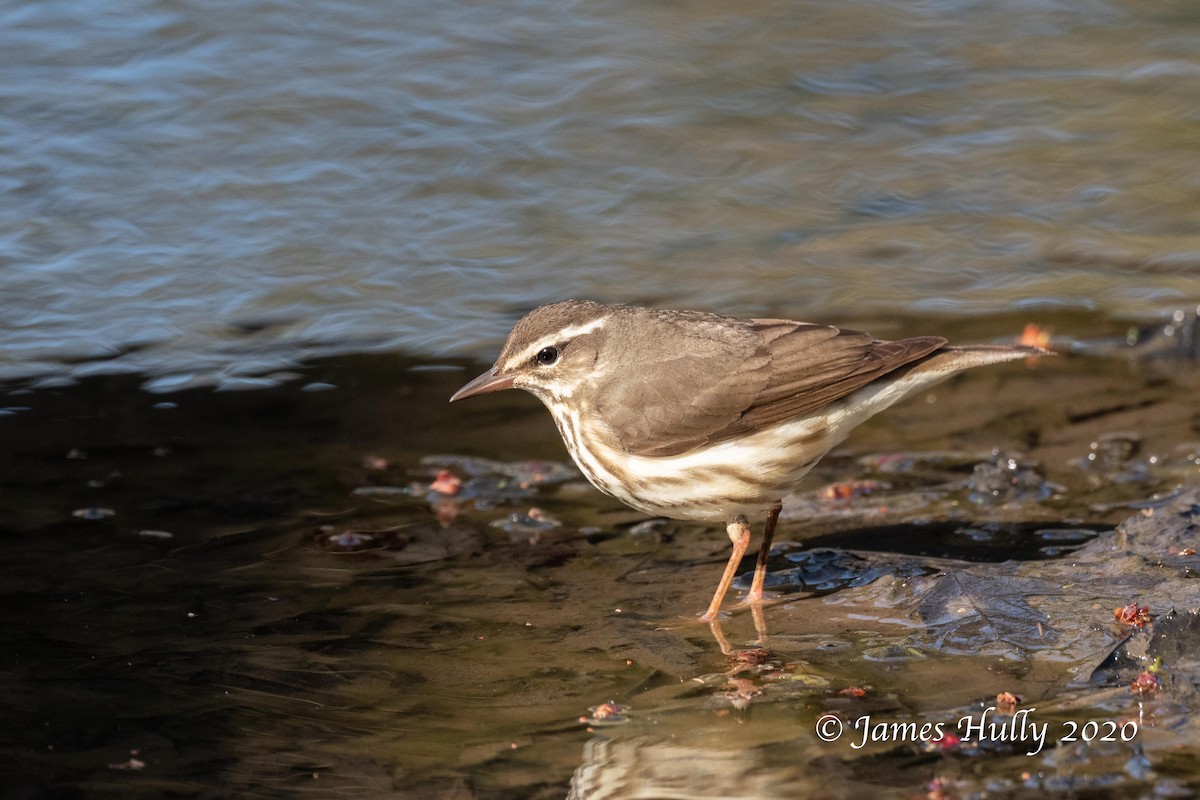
[450,366,515,402]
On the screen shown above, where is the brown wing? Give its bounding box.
[594,319,770,458]
[603,319,945,458]
[730,321,946,433]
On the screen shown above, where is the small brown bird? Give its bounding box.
[452,300,1045,620]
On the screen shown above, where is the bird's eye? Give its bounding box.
[535,346,559,366]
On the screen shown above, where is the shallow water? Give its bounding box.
[2,0,1200,386]
[3,311,1200,798]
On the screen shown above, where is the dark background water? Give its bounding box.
[4,0,1200,798]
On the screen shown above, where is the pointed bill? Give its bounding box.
[450,366,515,402]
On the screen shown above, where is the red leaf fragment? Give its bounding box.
[429,469,462,496]
[1114,602,1151,628]
[1130,670,1160,696]
[996,691,1020,715]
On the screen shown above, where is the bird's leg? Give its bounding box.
[700,515,751,622]
[750,601,768,645]
[745,501,782,605]
[707,617,733,655]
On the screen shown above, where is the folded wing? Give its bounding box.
[603,319,945,457]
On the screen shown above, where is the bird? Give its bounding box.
[451,300,1046,621]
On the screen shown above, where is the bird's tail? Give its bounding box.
[911,343,1052,378]
[832,342,1051,435]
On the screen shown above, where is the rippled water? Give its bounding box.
[2,0,1199,385]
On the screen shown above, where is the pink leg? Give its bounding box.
[745,501,782,605]
[700,516,751,622]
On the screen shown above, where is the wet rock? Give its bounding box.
[626,518,673,539]
[857,449,983,476]
[106,750,146,771]
[802,486,1200,700]
[361,455,391,471]
[490,507,562,540]
[451,475,533,503]
[352,458,578,529]
[1032,527,1098,556]
[1070,432,1155,487]
[419,454,580,488]
[326,529,378,550]
[137,529,174,540]
[306,522,480,563]
[1126,306,1200,361]
[966,451,1052,505]
[773,549,930,594]
[1087,432,1142,469]
[861,644,926,662]
[579,701,629,727]
[817,479,889,502]
[72,507,115,521]
[351,485,410,497]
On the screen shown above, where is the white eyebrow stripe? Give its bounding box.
[504,316,609,368]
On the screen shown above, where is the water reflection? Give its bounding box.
[569,736,811,799]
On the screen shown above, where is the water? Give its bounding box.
[4,1,1200,797]
[2,0,1199,387]
[3,346,1199,797]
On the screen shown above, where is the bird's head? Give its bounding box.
[450,300,617,406]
